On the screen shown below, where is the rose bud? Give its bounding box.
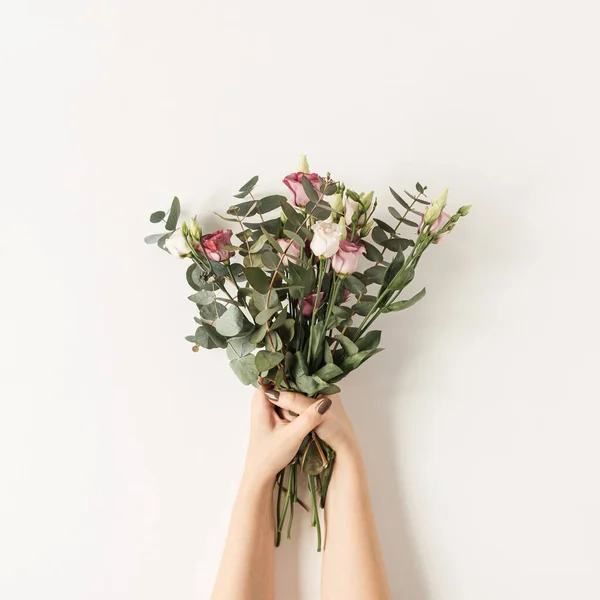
[302,292,324,317]
[310,220,345,258]
[283,172,321,207]
[199,229,235,262]
[331,240,365,275]
[276,238,302,266]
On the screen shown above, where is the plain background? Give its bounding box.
[1,1,599,599]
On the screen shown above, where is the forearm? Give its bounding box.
[321,446,390,600]
[211,473,275,600]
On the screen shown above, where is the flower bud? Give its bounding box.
[361,220,375,236]
[457,204,472,216]
[330,192,344,214]
[298,154,310,174]
[424,188,449,225]
[189,218,202,240]
[360,191,374,210]
[181,221,189,235]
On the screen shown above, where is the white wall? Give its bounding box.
[1,1,599,599]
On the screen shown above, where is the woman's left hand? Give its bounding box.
[243,384,333,484]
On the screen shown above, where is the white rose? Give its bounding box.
[164,229,191,258]
[310,220,344,258]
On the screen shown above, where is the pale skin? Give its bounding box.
[211,386,391,600]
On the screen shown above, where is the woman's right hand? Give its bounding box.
[264,389,359,455]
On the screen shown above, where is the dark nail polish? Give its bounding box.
[317,397,332,414]
[265,389,280,402]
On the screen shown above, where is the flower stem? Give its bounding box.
[308,475,322,552]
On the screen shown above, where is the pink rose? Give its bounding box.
[418,211,452,243]
[302,292,324,317]
[331,240,365,275]
[199,229,234,262]
[276,238,302,266]
[283,172,321,207]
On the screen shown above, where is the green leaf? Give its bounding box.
[286,262,315,299]
[320,384,341,396]
[186,264,206,290]
[388,205,403,220]
[282,229,305,247]
[259,226,283,254]
[302,440,326,475]
[389,187,411,211]
[244,267,271,294]
[323,341,334,364]
[150,210,165,223]
[255,350,284,372]
[270,310,289,330]
[165,197,180,231]
[383,287,426,312]
[228,199,258,217]
[314,363,344,381]
[256,306,280,325]
[323,182,338,196]
[215,305,245,337]
[280,199,304,228]
[233,175,259,198]
[387,265,415,291]
[188,290,215,306]
[252,290,280,311]
[296,373,329,396]
[373,218,396,234]
[249,234,268,253]
[301,175,320,204]
[261,251,281,270]
[226,335,256,359]
[371,226,388,245]
[250,324,268,344]
[399,217,419,228]
[195,326,220,349]
[265,331,283,352]
[341,348,384,373]
[306,200,331,220]
[229,354,259,385]
[381,238,404,252]
[278,318,295,344]
[144,233,165,244]
[258,195,287,214]
[356,330,381,351]
[416,182,425,194]
[201,323,228,348]
[405,190,430,205]
[343,275,367,296]
[333,334,359,356]
[199,302,227,320]
[362,240,383,262]
[364,265,386,285]
[353,300,376,316]
[383,253,405,288]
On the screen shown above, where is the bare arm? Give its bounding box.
[267,391,391,600]
[211,386,332,600]
[210,474,275,600]
[322,444,390,600]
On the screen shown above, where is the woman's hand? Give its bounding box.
[243,385,334,485]
[263,389,359,456]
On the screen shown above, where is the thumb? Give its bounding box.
[284,396,332,446]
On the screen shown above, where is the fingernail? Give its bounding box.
[317,397,332,414]
[265,389,280,402]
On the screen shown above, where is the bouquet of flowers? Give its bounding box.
[145,156,470,550]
